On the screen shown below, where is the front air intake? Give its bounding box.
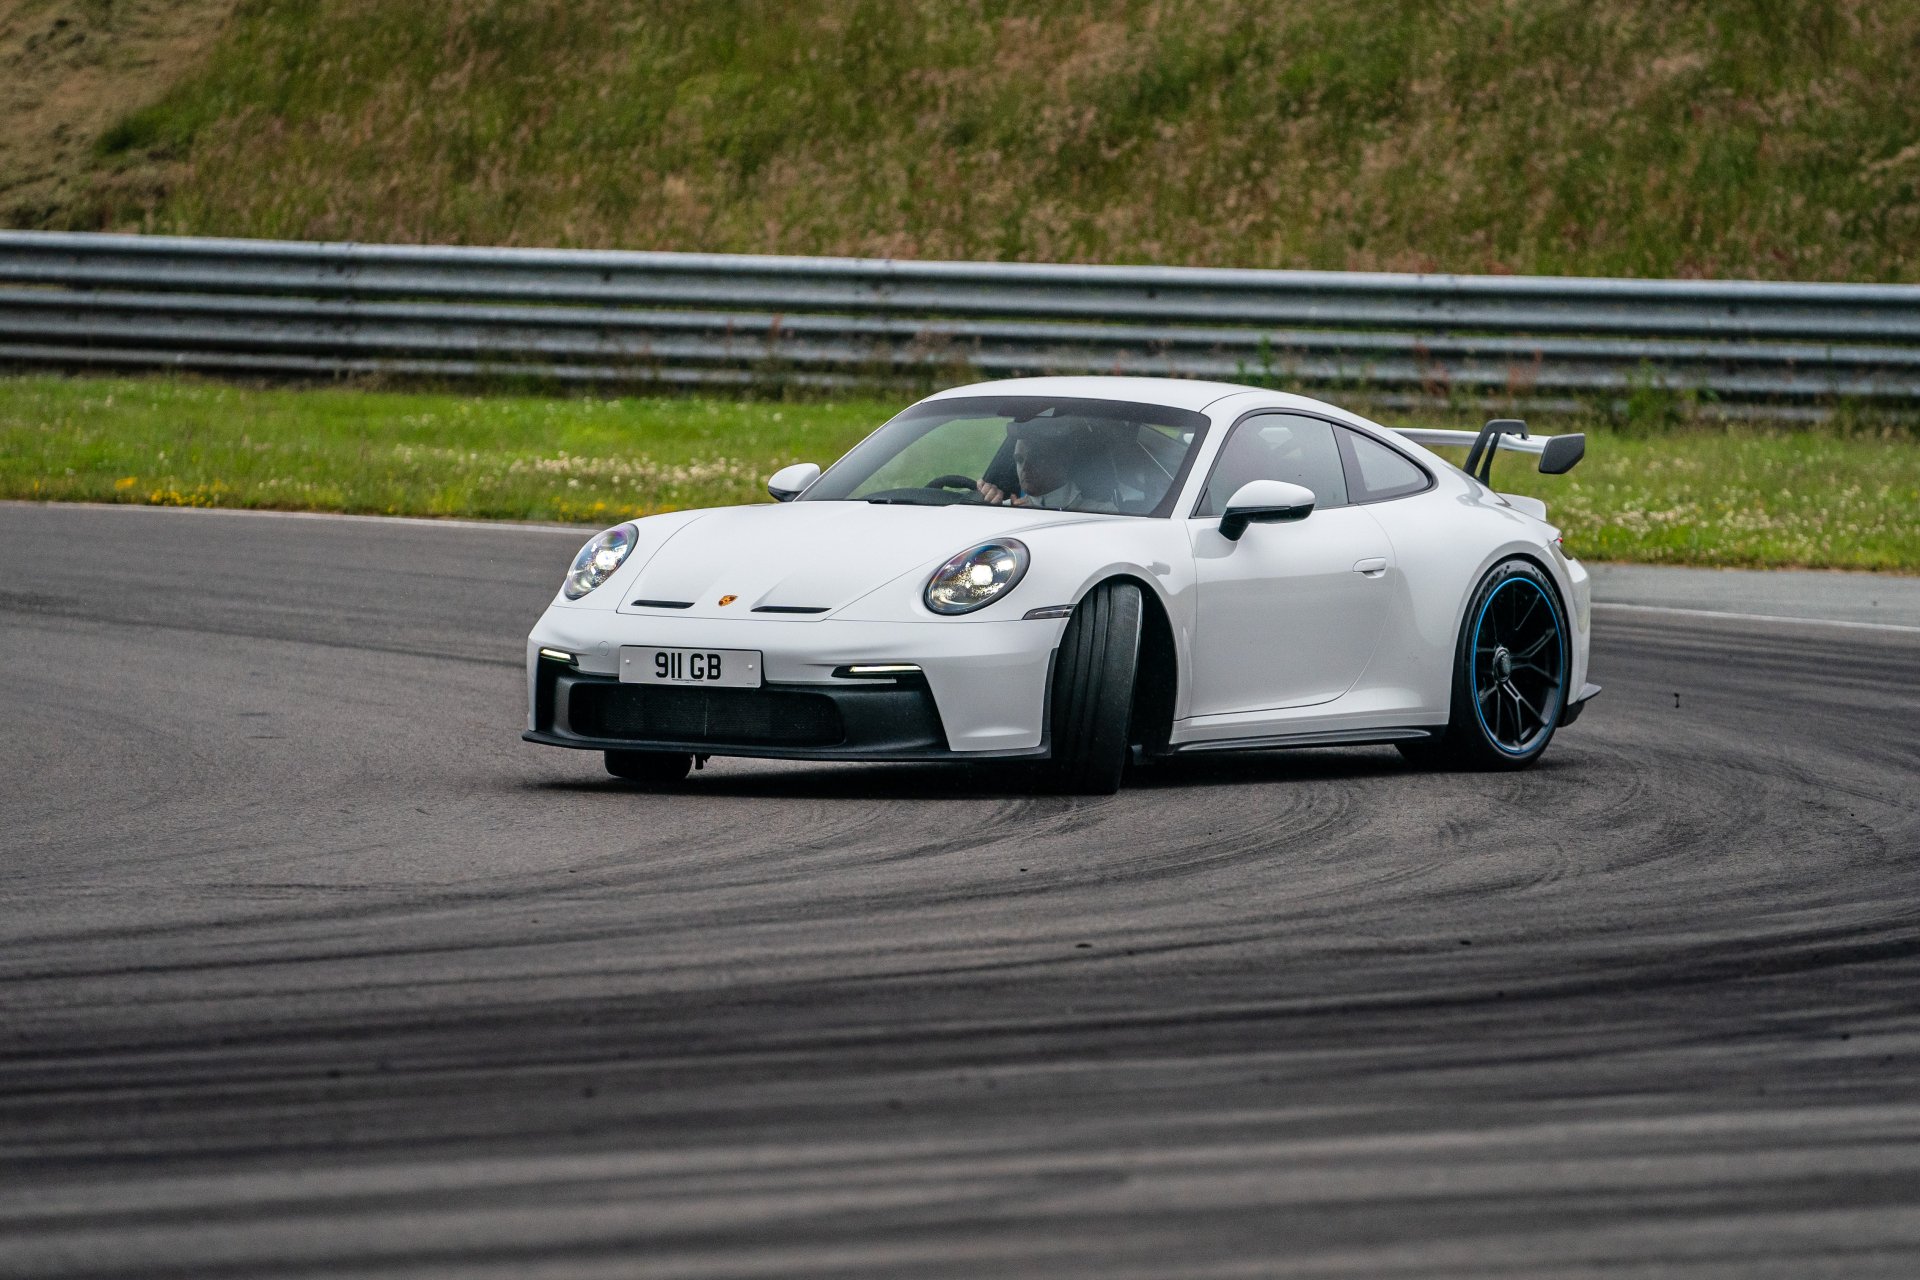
[566,684,844,747]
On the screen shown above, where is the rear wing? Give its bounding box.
[1389,419,1585,485]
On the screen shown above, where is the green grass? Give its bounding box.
[25,0,1920,283]
[4,374,1916,570]
[0,375,887,525]
[1442,433,1920,571]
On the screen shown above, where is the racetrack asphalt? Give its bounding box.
[3,502,1918,1279]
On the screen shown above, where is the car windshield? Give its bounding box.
[799,396,1211,516]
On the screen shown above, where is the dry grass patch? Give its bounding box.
[0,0,235,227]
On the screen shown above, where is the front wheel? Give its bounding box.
[1046,580,1143,794]
[1400,559,1569,771]
[604,749,693,787]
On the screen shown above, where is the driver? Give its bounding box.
[976,423,1113,511]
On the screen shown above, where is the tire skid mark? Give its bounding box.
[8,507,1920,1278]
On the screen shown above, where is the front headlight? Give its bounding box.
[563,523,639,599]
[924,539,1029,615]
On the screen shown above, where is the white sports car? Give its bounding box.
[525,376,1598,793]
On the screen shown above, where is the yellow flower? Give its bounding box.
[114,476,138,490]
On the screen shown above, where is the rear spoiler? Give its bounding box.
[1389,419,1585,484]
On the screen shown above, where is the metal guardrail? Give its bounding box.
[4,230,1919,412]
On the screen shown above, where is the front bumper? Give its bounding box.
[524,664,1051,761]
[524,609,1064,760]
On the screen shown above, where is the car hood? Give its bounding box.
[616,501,1097,619]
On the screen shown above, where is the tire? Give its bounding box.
[1047,580,1143,794]
[1399,558,1569,772]
[604,749,693,787]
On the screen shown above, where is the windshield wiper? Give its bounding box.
[864,492,982,506]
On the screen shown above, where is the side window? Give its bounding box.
[1194,414,1349,517]
[1338,427,1432,503]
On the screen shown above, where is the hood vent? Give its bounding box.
[630,599,694,609]
[752,605,830,615]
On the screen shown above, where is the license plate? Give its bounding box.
[619,646,762,688]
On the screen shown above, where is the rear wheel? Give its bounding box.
[1399,559,1569,771]
[604,749,693,787]
[1047,580,1143,794]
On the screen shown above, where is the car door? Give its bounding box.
[1185,413,1395,718]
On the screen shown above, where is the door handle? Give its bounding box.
[1352,557,1388,577]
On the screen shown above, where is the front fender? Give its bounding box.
[533,508,716,613]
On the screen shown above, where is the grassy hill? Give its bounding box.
[7,0,1920,282]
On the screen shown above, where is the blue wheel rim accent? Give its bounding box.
[1469,576,1567,756]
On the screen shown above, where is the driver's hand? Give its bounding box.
[976,480,1009,504]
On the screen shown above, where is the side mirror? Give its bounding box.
[1219,480,1315,541]
[767,462,821,502]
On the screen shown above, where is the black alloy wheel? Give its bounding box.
[1471,569,1567,756]
[1400,558,1569,771]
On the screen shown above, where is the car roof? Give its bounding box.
[917,376,1364,421]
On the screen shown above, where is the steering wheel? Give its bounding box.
[924,474,980,492]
